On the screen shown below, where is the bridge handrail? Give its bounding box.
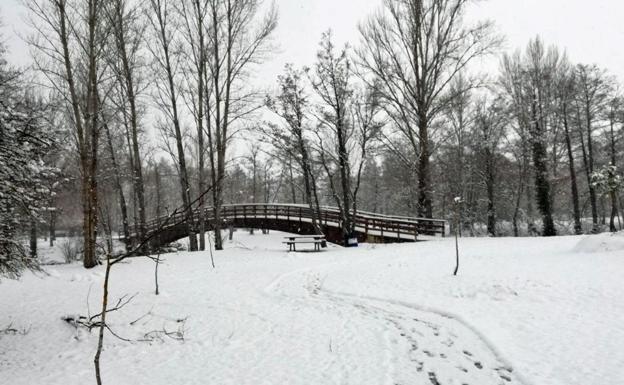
[218,203,446,225]
[131,203,447,240]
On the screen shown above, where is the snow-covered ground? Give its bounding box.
[1,231,623,385]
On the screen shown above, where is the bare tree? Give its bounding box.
[264,64,323,234]
[310,32,382,244]
[146,0,198,251]
[472,96,507,236]
[178,0,209,250]
[500,38,559,236]
[107,0,147,246]
[102,117,131,250]
[557,63,583,234]
[203,0,277,250]
[440,74,476,235]
[358,0,501,218]
[245,143,260,234]
[606,95,623,231]
[574,64,612,233]
[25,0,110,267]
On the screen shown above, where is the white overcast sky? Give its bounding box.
[2,0,624,83]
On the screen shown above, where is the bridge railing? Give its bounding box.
[132,203,447,242]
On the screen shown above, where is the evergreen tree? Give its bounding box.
[0,42,57,278]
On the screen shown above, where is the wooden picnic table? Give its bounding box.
[282,235,326,251]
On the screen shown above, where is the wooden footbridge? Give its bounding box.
[125,203,447,249]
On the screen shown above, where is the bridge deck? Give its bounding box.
[125,203,447,248]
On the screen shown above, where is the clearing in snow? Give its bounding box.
[1,231,623,385]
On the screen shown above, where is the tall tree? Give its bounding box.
[501,38,559,236]
[26,0,108,267]
[203,0,277,250]
[574,64,611,233]
[310,32,382,244]
[179,0,209,250]
[146,0,198,251]
[358,0,501,218]
[108,0,147,246]
[557,64,583,234]
[472,96,507,236]
[605,96,623,231]
[101,116,131,250]
[440,75,475,234]
[264,65,323,234]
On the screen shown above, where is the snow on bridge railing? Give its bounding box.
[126,203,447,240]
[212,203,446,225]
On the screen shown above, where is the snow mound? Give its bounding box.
[573,231,624,253]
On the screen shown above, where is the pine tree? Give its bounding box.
[0,43,57,278]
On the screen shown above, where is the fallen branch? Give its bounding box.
[1,322,31,336]
[139,319,187,343]
[62,293,138,331]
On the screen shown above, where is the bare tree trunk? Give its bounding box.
[98,202,114,255]
[287,157,297,204]
[179,0,208,250]
[417,114,433,218]
[294,128,323,234]
[122,119,139,238]
[111,0,146,247]
[563,105,583,234]
[103,121,130,250]
[204,1,277,250]
[49,208,56,247]
[512,177,524,237]
[154,252,160,295]
[249,147,258,235]
[154,164,162,224]
[197,132,206,250]
[29,217,37,258]
[485,148,496,237]
[51,0,101,268]
[94,256,111,385]
[208,3,224,251]
[148,0,197,251]
[586,105,599,232]
[453,204,460,276]
[84,0,102,268]
[196,0,207,251]
[531,98,556,236]
[609,119,619,232]
[576,107,598,232]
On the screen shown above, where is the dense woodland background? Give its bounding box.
[1,0,623,275]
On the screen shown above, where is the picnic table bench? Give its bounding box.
[283,235,326,252]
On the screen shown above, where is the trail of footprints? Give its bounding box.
[395,316,515,385]
[325,293,518,385]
